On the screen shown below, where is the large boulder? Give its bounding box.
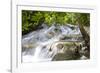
[52,42,82,61]
[52,49,81,61]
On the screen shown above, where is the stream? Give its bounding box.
[22,24,88,63]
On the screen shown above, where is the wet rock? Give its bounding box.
[78,41,90,58]
[22,44,34,49]
[59,36,72,40]
[82,49,90,58]
[22,44,33,52]
[52,42,82,61]
[59,34,83,42]
[52,49,81,61]
[49,48,52,51]
[22,43,37,55]
[46,32,55,39]
[56,44,63,49]
[80,55,88,60]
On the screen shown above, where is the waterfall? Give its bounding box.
[22,24,83,62]
[33,46,42,59]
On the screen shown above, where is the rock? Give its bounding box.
[82,50,90,58]
[52,42,82,61]
[56,44,63,49]
[22,44,34,49]
[52,49,81,61]
[80,55,88,60]
[52,53,72,61]
[22,43,37,53]
[78,41,90,58]
[59,34,83,41]
[60,36,72,40]
[46,32,55,39]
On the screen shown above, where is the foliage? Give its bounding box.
[22,10,90,35]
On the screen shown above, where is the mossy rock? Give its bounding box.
[56,44,63,49]
[52,49,81,61]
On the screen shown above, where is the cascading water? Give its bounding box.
[22,24,83,62]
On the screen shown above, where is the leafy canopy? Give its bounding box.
[22,10,90,35]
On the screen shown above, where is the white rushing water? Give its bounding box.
[22,24,82,63]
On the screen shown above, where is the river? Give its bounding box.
[22,24,88,63]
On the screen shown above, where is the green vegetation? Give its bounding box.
[22,10,90,35]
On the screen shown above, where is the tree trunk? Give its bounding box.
[79,24,90,52]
